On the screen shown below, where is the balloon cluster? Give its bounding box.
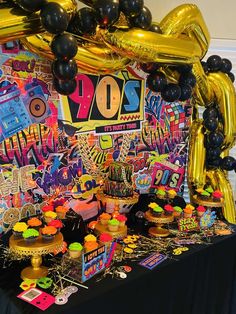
[204,103,236,171]
[14,0,78,95]
[142,63,196,102]
[202,55,235,82]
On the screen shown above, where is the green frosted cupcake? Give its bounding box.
[205,186,214,194]
[152,206,164,217]
[69,242,83,259]
[23,228,39,243]
[156,189,166,199]
[108,219,119,232]
[200,190,210,200]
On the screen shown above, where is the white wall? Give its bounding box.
[145,0,236,40]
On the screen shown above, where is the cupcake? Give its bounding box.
[156,189,166,200]
[212,190,223,202]
[173,206,183,218]
[44,211,57,224]
[99,233,113,250]
[197,206,206,217]
[27,217,42,230]
[55,206,68,219]
[168,189,177,199]
[84,234,97,243]
[116,214,127,227]
[41,226,57,241]
[200,190,210,200]
[195,188,204,197]
[184,207,193,218]
[99,213,111,225]
[148,202,158,210]
[84,241,99,253]
[152,206,164,217]
[164,204,174,216]
[185,204,195,211]
[41,204,54,213]
[23,228,39,243]
[12,222,28,238]
[108,219,119,232]
[68,242,83,259]
[48,219,63,232]
[205,186,214,195]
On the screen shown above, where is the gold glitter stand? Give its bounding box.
[96,190,139,214]
[192,195,224,207]
[94,222,127,239]
[9,232,64,280]
[145,210,174,237]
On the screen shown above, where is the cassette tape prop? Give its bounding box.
[0,81,51,142]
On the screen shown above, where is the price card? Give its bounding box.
[139,253,167,270]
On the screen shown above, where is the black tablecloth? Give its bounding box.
[1,230,236,314]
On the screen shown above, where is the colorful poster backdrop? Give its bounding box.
[59,71,145,133]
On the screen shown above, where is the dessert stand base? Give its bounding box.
[148,226,170,237]
[94,222,127,239]
[21,266,48,280]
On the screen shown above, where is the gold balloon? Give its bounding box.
[187,120,206,189]
[207,72,236,150]
[21,33,131,74]
[192,61,214,106]
[207,169,236,224]
[160,4,210,59]
[100,28,202,64]
[0,0,76,44]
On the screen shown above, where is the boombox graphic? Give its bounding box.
[0,81,51,142]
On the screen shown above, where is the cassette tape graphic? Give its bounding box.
[0,81,51,142]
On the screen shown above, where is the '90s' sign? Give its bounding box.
[59,72,145,133]
[151,161,185,191]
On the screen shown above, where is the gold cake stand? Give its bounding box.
[97,190,139,215]
[192,195,224,207]
[9,232,64,280]
[145,210,174,237]
[94,222,127,239]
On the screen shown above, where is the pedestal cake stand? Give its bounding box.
[145,210,174,237]
[9,232,64,280]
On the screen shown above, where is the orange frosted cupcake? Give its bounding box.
[99,213,111,225]
[184,207,193,218]
[41,226,57,241]
[27,217,42,230]
[84,241,99,253]
[55,206,68,219]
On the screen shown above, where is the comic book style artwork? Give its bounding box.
[0,42,191,233]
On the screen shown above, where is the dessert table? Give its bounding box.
[1,228,236,314]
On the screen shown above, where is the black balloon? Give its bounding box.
[201,61,208,73]
[146,72,167,92]
[207,55,222,72]
[140,62,159,73]
[161,84,181,102]
[94,0,120,28]
[40,2,69,34]
[179,72,196,88]
[120,0,143,17]
[67,8,97,36]
[206,147,221,160]
[227,72,235,83]
[220,58,232,73]
[203,117,218,131]
[203,107,218,120]
[179,84,192,101]
[207,156,222,168]
[15,0,46,12]
[149,23,162,33]
[52,59,78,80]
[176,64,193,74]
[220,156,236,171]
[53,77,77,95]
[128,6,152,30]
[51,34,78,60]
[208,131,224,148]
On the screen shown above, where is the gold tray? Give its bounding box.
[192,195,224,207]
